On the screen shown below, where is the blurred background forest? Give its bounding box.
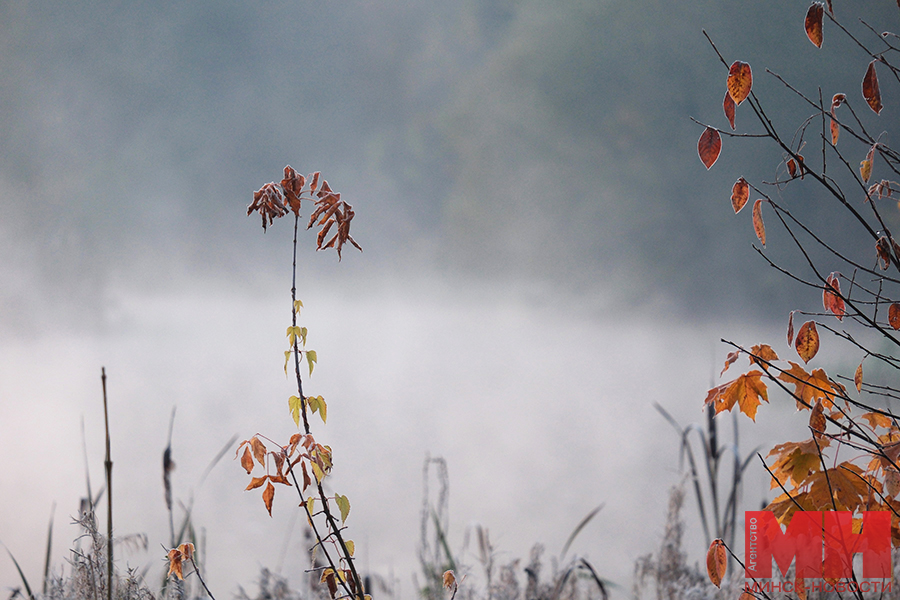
[1,0,898,597]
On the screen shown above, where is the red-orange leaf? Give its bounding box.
[787,311,795,345]
[830,113,839,145]
[810,401,826,438]
[795,321,820,363]
[889,303,900,329]
[251,436,267,466]
[877,236,891,270]
[240,446,254,474]
[787,158,798,178]
[704,370,769,420]
[706,538,727,587]
[245,476,268,491]
[796,577,808,600]
[731,177,749,213]
[263,480,275,516]
[863,60,883,115]
[752,199,766,246]
[723,90,736,130]
[727,61,753,105]
[805,3,824,48]
[823,273,845,320]
[698,127,722,169]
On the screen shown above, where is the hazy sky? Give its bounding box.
[1,1,898,597]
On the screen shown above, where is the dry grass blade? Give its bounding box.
[559,503,604,561]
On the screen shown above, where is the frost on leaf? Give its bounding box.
[698,127,721,169]
[805,3,824,48]
[787,311,795,345]
[731,177,749,213]
[863,60,883,115]
[823,273,845,320]
[706,539,727,587]
[861,145,876,183]
[795,321,820,363]
[727,61,752,105]
[752,199,766,247]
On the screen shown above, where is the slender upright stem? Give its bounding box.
[101,368,113,600]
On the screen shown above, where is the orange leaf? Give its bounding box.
[831,93,846,110]
[749,344,779,370]
[823,273,845,320]
[877,236,891,270]
[698,127,722,169]
[704,370,769,420]
[863,60,883,115]
[443,570,457,589]
[240,446,254,475]
[787,158,798,178]
[855,362,863,392]
[787,311,795,345]
[727,61,752,105]
[731,177,749,213]
[890,303,900,329]
[796,577,808,600]
[829,114,839,145]
[795,321,819,363]
[167,547,185,580]
[805,3,824,48]
[810,401,826,438]
[723,90,736,130]
[251,436,267,467]
[245,476,268,491]
[263,480,275,516]
[752,199,766,246]
[706,538,727,587]
[777,361,844,410]
[720,350,740,376]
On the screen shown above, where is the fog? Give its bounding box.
[1,0,897,597]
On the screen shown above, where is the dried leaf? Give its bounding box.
[251,436,267,466]
[720,350,740,376]
[861,145,876,183]
[731,177,749,213]
[245,476,268,491]
[823,273,845,320]
[167,547,185,580]
[787,311,796,345]
[263,480,275,516]
[240,446,254,474]
[723,90,736,130]
[863,60,883,115]
[706,538,727,587]
[727,61,753,105]
[749,344,779,370]
[443,571,457,589]
[805,3,824,48]
[890,303,900,329]
[752,199,766,246]
[887,469,900,498]
[796,577,808,600]
[810,401,826,438]
[855,362,863,392]
[877,236,892,269]
[830,113,839,145]
[795,321,820,363]
[831,93,846,110]
[698,127,721,169]
[787,158,798,178]
[704,370,769,420]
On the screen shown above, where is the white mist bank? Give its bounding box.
[0,276,803,598]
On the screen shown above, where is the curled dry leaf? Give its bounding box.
[855,362,863,393]
[706,538,727,587]
[787,158,798,178]
[877,236,892,270]
[263,480,275,516]
[861,145,876,183]
[752,199,766,246]
[795,321,820,363]
[810,401,826,438]
[720,350,740,376]
[796,577,808,600]
[727,61,753,105]
[698,127,722,169]
[805,3,824,48]
[886,469,900,498]
[240,445,254,474]
[787,311,796,345]
[749,344,779,371]
[863,60,883,115]
[723,90,736,130]
[822,273,845,320]
[307,181,363,259]
[731,177,749,213]
[443,570,457,589]
[829,113,839,145]
[889,303,900,330]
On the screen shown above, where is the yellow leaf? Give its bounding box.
[312,461,325,483]
[335,493,351,523]
[286,325,302,347]
[289,395,304,428]
[861,159,873,183]
[306,496,315,515]
[345,540,355,557]
[318,396,327,424]
[293,299,303,315]
[306,350,317,376]
[795,321,820,363]
[284,350,292,376]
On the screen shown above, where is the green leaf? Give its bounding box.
[317,396,327,424]
[294,299,303,315]
[335,494,351,523]
[345,540,355,557]
[284,351,292,376]
[288,395,304,428]
[306,350,317,376]
[312,462,325,483]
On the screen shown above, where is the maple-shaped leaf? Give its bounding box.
[752,199,766,246]
[731,178,749,213]
[822,273,845,320]
[723,91,736,130]
[787,311,795,345]
[863,60,883,115]
[777,361,845,409]
[698,127,721,169]
[889,303,900,329]
[766,490,809,525]
[749,344,779,371]
[289,395,304,428]
[814,463,870,511]
[861,412,892,429]
[706,539,727,587]
[704,370,769,420]
[805,3,824,48]
[795,321,819,363]
[768,437,828,489]
[727,61,752,105]
[263,480,275,516]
